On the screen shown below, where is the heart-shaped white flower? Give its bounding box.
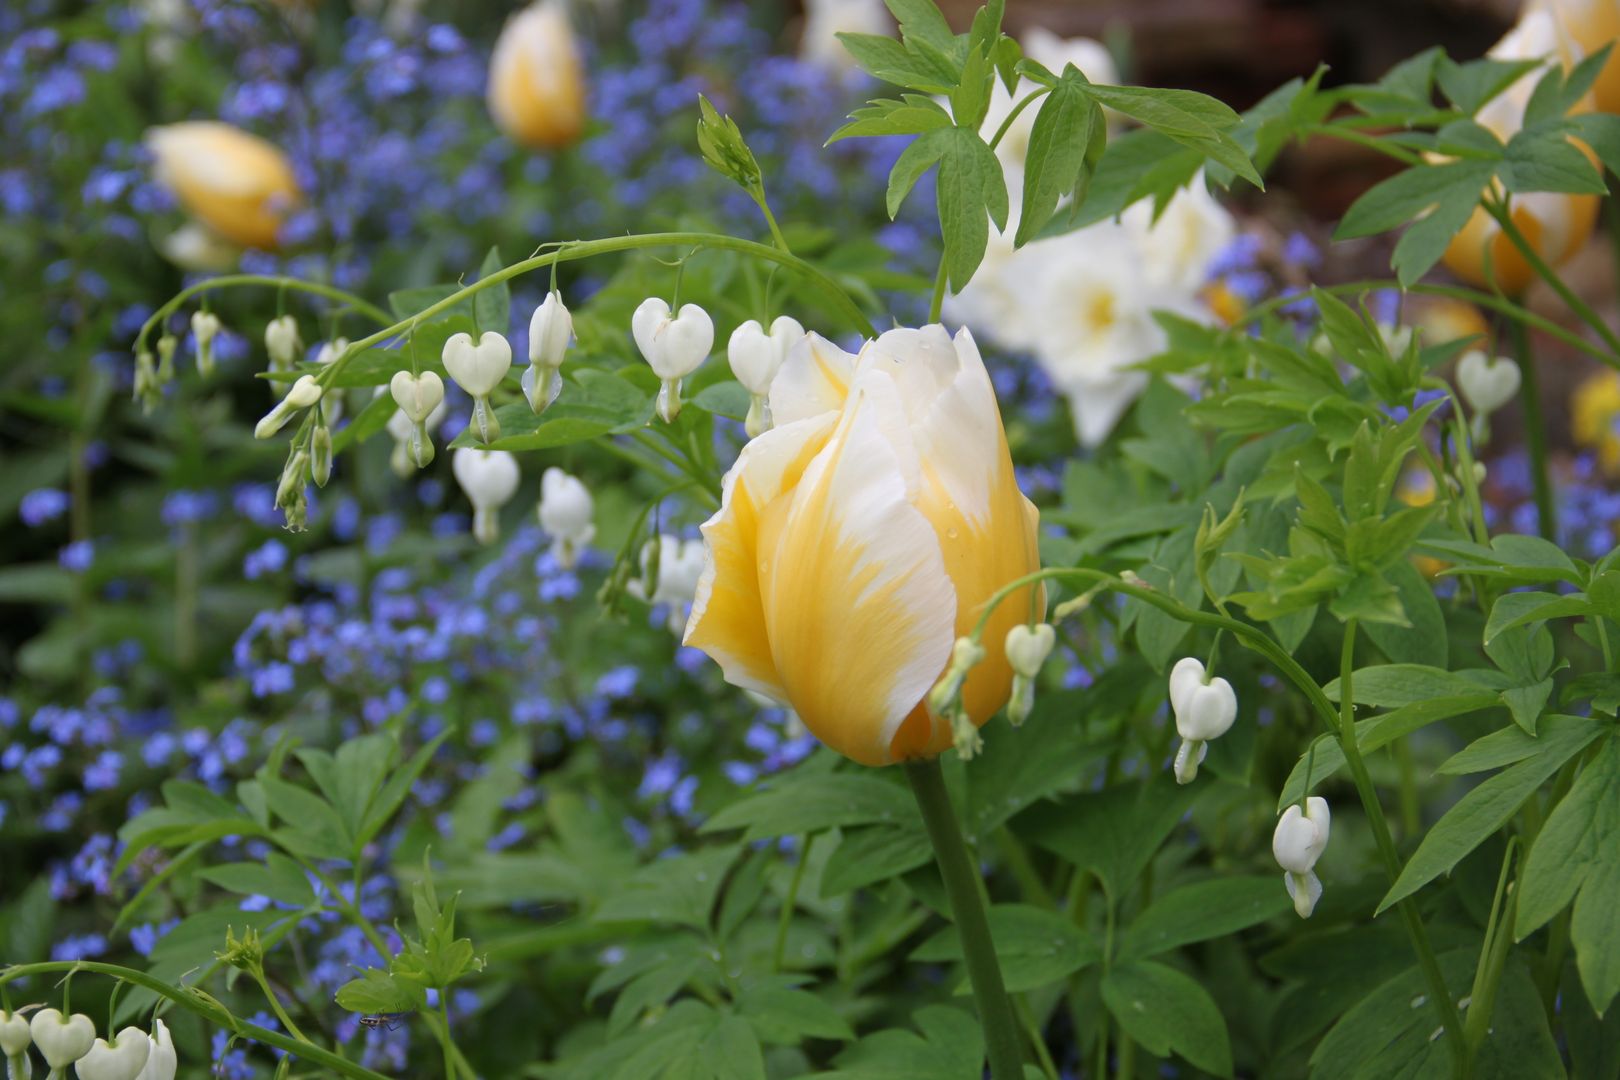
[389,370,445,423]
[1273,796,1331,874]
[453,448,521,545]
[30,1009,95,1068]
[538,467,595,568]
[528,291,573,369]
[442,331,513,397]
[633,299,714,380]
[314,336,349,366]
[0,1009,30,1057]
[264,314,302,370]
[76,1026,152,1080]
[1176,678,1236,741]
[1456,350,1521,416]
[134,1020,176,1080]
[728,315,804,395]
[1005,623,1056,679]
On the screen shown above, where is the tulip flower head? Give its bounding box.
[29,1008,95,1070]
[1004,622,1056,727]
[538,467,595,569]
[76,1026,151,1080]
[443,331,512,444]
[1168,656,1237,784]
[684,325,1044,766]
[134,1019,176,1080]
[389,371,446,470]
[1274,796,1332,918]
[264,315,303,373]
[488,0,588,150]
[632,534,707,634]
[254,374,322,440]
[145,121,299,250]
[524,291,574,413]
[633,298,714,423]
[190,311,221,377]
[728,315,806,437]
[453,448,521,545]
[0,1009,31,1062]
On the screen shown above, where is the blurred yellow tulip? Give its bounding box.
[684,326,1044,767]
[487,0,588,151]
[146,121,300,250]
[1534,0,1620,112]
[1442,11,1601,294]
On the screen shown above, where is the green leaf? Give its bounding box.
[738,984,855,1044]
[886,127,951,218]
[1077,84,1260,188]
[824,1005,983,1079]
[1501,128,1606,195]
[819,823,933,897]
[1018,78,1098,246]
[1336,159,1496,286]
[594,846,739,930]
[913,904,1101,992]
[257,770,353,862]
[1362,560,1448,668]
[1119,876,1292,962]
[884,0,956,56]
[936,127,1008,291]
[1516,735,1620,939]
[474,247,510,334]
[837,33,957,94]
[1102,961,1233,1077]
[702,772,913,842]
[1379,715,1606,912]
[828,95,953,143]
[361,732,450,846]
[1324,663,1489,706]
[1501,678,1555,735]
[1020,778,1200,900]
[448,367,652,450]
[1485,590,1594,644]
[198,854,316,907]
[335,969,419,1015]
[701,1014,766,1080]
[1574,850,1620,1017]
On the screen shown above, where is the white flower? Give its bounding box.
[799,0,891,71]
[981,29,1117,178]
[452,448,520,545]
[729,315,805,436]
[630,534,706,634]
[254,374,322,439]
[1274,797,1332,918]
[384,382,447,476]
[633,299,714,422]
[1168,657,1237,784]
[314,337,349,367]
[264,315,302,371]
[134,1020,176,1080]
[442,331,512,397]
[1456,350,1522,417]
[538,467,595,568]
[29,1009,95,1069]
[1121,176,1237,296]
[389,370,445,422]
[158,221,236,271]
[76,1026,152,1080]
[1004,622,1056,727]
[190,310,222,377]
[0,1009,31,1058]
[524,291,573,413]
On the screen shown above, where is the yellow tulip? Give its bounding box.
[1534,0,1620,112]
[684,326,1044,767]
[1443,11,1601,294]
[487,0,588,151]
[145,121,300,250]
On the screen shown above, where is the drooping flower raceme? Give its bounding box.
[75,1026,151,1080]
[728,315,805,437]
[488,0,588,150]
[145,121,300,251]
[443,331,513,444]
[453,448,521,545]
[1274,796,1332,918]
[524,291,574,414]
[29,1008,95,1071]
[684,325,1044,766]
[1168,656,1237,784]
[134,1020,176,1080]
[538,467,595,569]
[633,299,714,423]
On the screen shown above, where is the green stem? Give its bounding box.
[1507,315,1557,542]
[751,187,792,255]
[252,970,310,1043]
[774,833,814,973]
[1394,737,1421,839]
[438,995,455,1080]
[0,962,391,1080]
[996,827,1055,909]
[1487,198,1620,359]
[903,758,1023,1080]
[136,275,393,349]
[987,87,1050,151]
[1013,995,1060,1080]
[1462,840,1519,1067]
[927,259,948,324]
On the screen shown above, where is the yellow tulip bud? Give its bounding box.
[488,0,588,151]
[683,326,1044,766]
[146,121,300,250]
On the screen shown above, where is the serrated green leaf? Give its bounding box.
[1102,961,1233,1077]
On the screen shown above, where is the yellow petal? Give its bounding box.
[685,413,838,698]
[488,0,588,150]
[758,371,956,765]
[146,122,299,250]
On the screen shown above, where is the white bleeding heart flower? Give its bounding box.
[1004,621,1056,727]
[133,1019,176,1080]
[524,291,573,414]
[1274,797,1332,918]
[453,448,520,545]
[254,374,323,439]
[629,534,706,634]
[190,310,222,377]
[1456,349,1522,419]
[75,1026,152,1080]
[0,1008,31,1058]
[444,330,512,442]
[382,384,447,475]
[264,314,302,371]
[633,298,714,423]
[29,1009,95,1069]
[390,370,445,423]
[537,467,594,569]
[1167,656,1237,784]
[314,337,349,366]
[728,315,805,437]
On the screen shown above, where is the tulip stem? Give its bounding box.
[1506,315,1558,542]
[1486,197,1620,361]
[902,758,1024,1080]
